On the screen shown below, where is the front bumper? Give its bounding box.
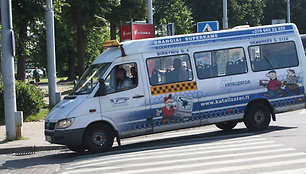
[44,128,85,147]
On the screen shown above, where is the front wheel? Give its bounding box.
[244,104,271,131]
[84,124,114,153]
[67,145,85,153]
[215,121,238,131]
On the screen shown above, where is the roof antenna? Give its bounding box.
[120,45,126,57]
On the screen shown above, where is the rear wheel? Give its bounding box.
[215,121,237,131]
[244,103,271,131]
[84,124,114,153]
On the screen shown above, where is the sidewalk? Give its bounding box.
[0,121,66,154]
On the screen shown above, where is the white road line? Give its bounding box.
[63,148,297,172]
[62,153,306,174]
[64,143,283,171]
[173,159,306,174]
[68,137,267,167]
[257,168,306,174]
[73,133,259,164]
[121,128,215,144]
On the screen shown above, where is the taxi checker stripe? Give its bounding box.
[151,81,197,95]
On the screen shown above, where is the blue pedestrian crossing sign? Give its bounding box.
[167,23,175,36]
[197,21,219,33]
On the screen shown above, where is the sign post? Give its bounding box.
[197,21,219,33]
[167,23,175,36]
[1,0,17,140]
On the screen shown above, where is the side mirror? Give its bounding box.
[73,80,78,87]
[95,79,107,97]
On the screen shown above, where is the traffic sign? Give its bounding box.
[197,21,219,33]
[167,23,175,36]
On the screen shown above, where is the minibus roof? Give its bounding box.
[93,23,299,65]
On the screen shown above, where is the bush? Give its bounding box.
[0,80,45,122]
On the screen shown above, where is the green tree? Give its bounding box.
[187,0,265,32]
[154,0,193,36]
[291,0,306,34]
[63,0,119,76]
[105,0,147,40]
[229,0,266,27]
[262,0,286,25]
[12,0,45,81]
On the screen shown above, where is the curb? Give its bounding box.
[0,145,67,155]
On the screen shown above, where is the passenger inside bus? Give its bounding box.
[165,58,189,83]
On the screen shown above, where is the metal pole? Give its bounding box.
[148,0,153,24]
[46,0,57,106]
[223,0,228,29]
[287,0,291,23]
[1,0,17,140]
[130,18,133,40]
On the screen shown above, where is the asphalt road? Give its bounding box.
[0,109,306,174]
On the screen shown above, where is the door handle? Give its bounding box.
[133,95,144,98]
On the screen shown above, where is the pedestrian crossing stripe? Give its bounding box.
[150,81,197,95]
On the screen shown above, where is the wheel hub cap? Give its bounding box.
[92,131,106,146]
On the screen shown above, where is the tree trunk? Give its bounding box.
[16,22,28,81]
[75,5,85,76]
[110,22,117,40]
[67,53,76,81]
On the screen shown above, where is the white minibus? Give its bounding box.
[45,23,306,153]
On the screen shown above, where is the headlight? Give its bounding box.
[56,117,75,129]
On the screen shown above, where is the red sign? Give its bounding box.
[121,25,132,41]
[121,24,154,41]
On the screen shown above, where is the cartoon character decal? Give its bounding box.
[260,69,302,98]
[156,94,193,124]
[156,94,176,123]
[284,69,300,95]
[260,70,287,98]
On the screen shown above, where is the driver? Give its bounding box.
[116,68,133,90]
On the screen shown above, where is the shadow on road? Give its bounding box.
[0,125,296,169]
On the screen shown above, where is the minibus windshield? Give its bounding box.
[71,63,111,95]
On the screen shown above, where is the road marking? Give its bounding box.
[63,149,301,173]
[173,159,306,174]
[62,153,306,174]
[68,137,268,168]
[64,143,284,172]
[121,128,214,144]
[72,133,260,165]
[258,168,306,174]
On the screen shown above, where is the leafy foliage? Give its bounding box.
[0,81,45,122]
[154,0,193,36]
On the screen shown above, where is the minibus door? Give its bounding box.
[99,60,149,137]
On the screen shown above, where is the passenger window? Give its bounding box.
[146,54,193,86]
[249,42,299,72]
[104,62,138,94]
[194,47,247,79]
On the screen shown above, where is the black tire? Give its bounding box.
[244,103,271,131]
[84,124,114,153]
[215,121,238,131]
[67,145,85,153]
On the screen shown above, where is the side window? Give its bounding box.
[249,41,299,72]
[146,54,193,86]
[104,62,138,94]
[194,47,247,79]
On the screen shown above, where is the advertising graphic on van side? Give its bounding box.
[260,69,302,98]
[156,94,193,124]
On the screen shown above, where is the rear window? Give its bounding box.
[249,41,299,72]
[301,35,306,53]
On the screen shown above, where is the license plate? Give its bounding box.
[46,136,52,142]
